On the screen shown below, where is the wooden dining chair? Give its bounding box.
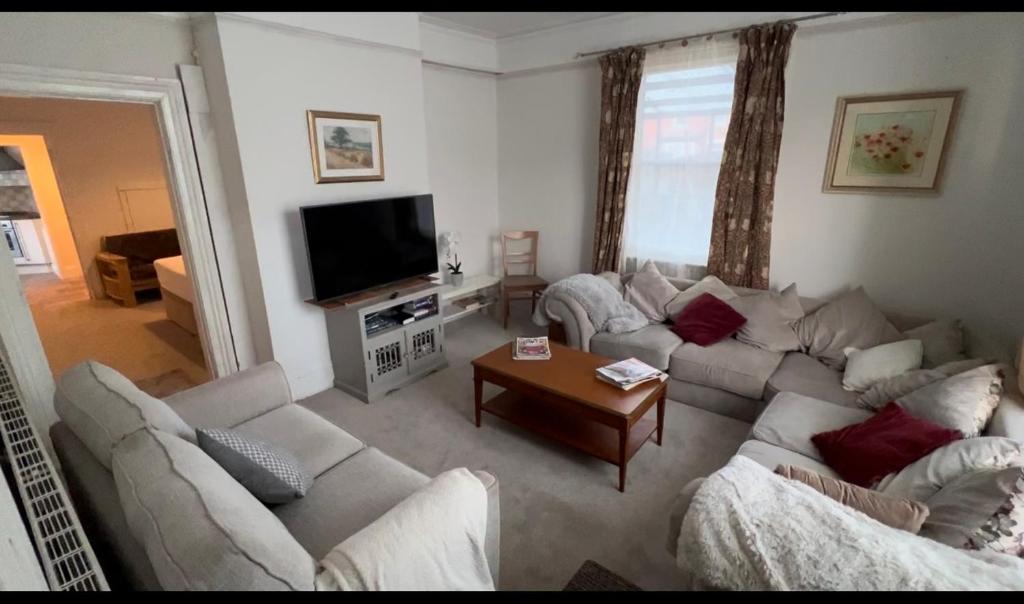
[500,230,548,329]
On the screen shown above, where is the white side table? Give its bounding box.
[439,274,501,324]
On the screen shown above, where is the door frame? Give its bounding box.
[0,63,239,393]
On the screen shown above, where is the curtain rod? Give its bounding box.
[422,59,502,76]
[574,12,845,59]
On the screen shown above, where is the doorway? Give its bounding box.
[0,64,237,426]
[0,97,210,396]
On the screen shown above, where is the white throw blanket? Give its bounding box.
[532,273,648,334]
[677,455,1024,590]
[317,468,494,591]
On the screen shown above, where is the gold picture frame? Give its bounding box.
[307,110,385,183]
[822,90,962,195]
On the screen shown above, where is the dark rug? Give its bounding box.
[563,560,642,591]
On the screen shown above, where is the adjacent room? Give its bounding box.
[0,96,210,396]
[0,10,1022,593]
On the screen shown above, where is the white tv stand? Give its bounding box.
[310,278,446,403]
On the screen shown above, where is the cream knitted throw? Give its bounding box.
[677,455,1024,590]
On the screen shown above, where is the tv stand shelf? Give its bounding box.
[320,285,446,403]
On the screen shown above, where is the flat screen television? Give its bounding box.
[300,194,438,302]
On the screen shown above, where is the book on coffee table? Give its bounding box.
[514,336,551,360]
[596,358,666,390]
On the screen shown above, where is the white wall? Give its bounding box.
[205,14,431,397]
[0,97,175,298]
[0,12,193,78]
[771,12,1024,356]
[494,12,1024,356]
[423,64,499,278]
[497,64,601,281]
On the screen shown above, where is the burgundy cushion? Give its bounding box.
[811,402,962,488]
[669,292,747,346]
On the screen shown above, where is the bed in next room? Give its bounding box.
[153,255,198,335]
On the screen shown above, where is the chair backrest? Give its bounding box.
[500,231,539,277]
[101,228,180,265]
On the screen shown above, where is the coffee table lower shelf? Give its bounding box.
[480,390,658,469]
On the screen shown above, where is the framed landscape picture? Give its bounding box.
[822,90,962,194]
[307,110,384,183]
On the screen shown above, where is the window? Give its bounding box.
[621,41,738,276]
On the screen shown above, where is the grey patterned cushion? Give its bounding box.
[197,428,313,504]
[920,466,1024,556]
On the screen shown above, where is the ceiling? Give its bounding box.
[420,12,621,39]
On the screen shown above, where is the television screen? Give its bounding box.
[300,195,438,302]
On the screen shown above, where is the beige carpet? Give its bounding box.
[20,273,209,392]
[299,306,750,590]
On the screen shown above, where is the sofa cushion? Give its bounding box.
[669,338,784,399]
[765,352,859,407]
[54,360,196,470]
[590,324,682,370]
[623,260,678,323]
[811,402,963,488]
[726,284,803,352]
[919,466,1024,555]
[841,339,923,392]
[793,287,903,370]
[233,405,364,478]
[896,364,1005,438]
[196,428,314,504]
[112,428,316,590]
[875,436,1024,502]
[102,228,181,264]
[273,447,429,559]
[736,440,839,479]
[751,392,872,461]
[775,465,930,533]
[664,274,737,320]
[669,293,747,346]
[903,319,967,368]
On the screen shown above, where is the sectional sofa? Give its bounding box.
[542,272,944,422]
[49,360,500,590]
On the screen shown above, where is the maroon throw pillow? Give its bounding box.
[811,402,962,488]
[670,292,747,346]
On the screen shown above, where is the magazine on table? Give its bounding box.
[514,336,551,360]
[596,358,666,390]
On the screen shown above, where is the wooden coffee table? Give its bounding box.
[472,342,666,491]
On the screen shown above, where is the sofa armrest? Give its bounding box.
[164,361,292,429]
[666,477,704,557]
[317,468,496,590]
[473,470,500,587]
[544,297,597,352]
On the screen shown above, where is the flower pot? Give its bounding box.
[450,273,464,287]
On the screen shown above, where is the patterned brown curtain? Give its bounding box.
[592,47,645,274]
[706,23,796,289]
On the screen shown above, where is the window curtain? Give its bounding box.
[621,39,739,280]
[591,47,645,274]
[706,22,796,289]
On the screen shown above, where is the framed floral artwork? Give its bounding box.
[307,110,384,183]
[822,90,962,194]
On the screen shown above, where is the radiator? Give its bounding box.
[0,354,108,591]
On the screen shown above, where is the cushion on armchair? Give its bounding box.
[101,228,181,265]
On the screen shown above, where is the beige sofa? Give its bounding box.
[665,377,1024,559]
[50,361,500,590]
[542,272,936,422]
